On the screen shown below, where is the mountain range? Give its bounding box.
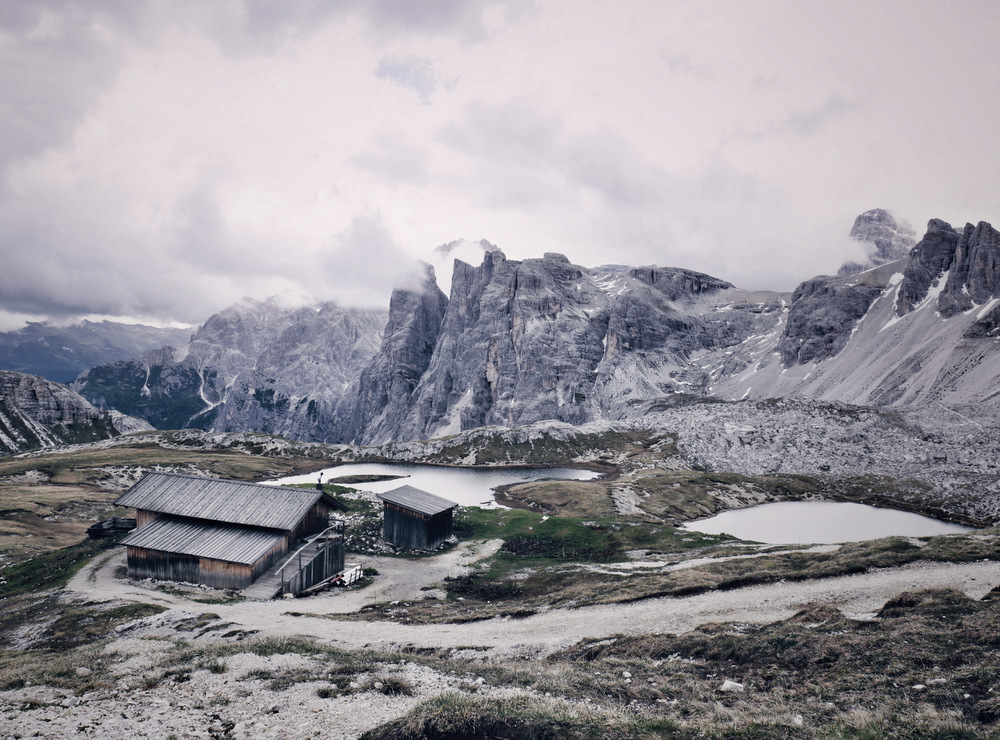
[0,320,193,383]
[5,209,1000,456]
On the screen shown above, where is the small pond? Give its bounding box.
[681,501,972,545]
[268,462,600,508]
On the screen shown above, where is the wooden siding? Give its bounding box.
[125,535,289,590]
[119,474,341,591]
[136,509,159,527]
[125,546,255,589]
[382,502,453,550]
[290,500,331,542]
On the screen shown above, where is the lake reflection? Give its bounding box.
[682,501,971,544]
[268,462,599,508]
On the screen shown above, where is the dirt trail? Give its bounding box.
[66,546,1000,657]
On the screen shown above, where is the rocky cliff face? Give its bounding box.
[709,217,1000,415]
[70,253,788,444]
[0,370,121,454]
[777,273,887,366]
[74,300,387,443]
[893,219,1000,320]
[894,219,962,315]
[66,211,1000,445]
[350,266,449,443]
[393,252,612,440]
[938,221,1000,318]
[351,251,781,443]
[838,208,916,276]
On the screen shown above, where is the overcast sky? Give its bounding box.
[3,0,1000,330]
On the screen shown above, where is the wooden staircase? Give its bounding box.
[240,546,307,600]
[241,527,346,600]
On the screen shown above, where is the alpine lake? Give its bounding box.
[270,463,973,545]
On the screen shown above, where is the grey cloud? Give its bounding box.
[659,51,708,76]
[0,171,308,325]
[784,94,858,136]
[747,93,860,141]
[319,213,425,305]
[0,202,187,322]
[437,102,669,210]
[362,0,536,43]
[438,101,559,165]
[751,73,785,90]
[0,3,127,173]
[367,0,469,35]
[163,181,275,279]
[0,0,522,178]
[190,1,358,57]
[374,55,441,104]
[563,133,671,208]
[350,137,431,186]
[434,101,833,291]
[237,0,355,38]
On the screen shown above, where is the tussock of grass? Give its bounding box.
[376,676,415,696]
[359,692,686,740]
[352,527,999,625]
[455,507,730,562]
[0,644,114,694]
[0,591,164,654]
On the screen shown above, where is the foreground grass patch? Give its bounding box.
[359,692,687,740]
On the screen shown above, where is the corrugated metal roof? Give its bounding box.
[377,485,458,516]
[115,472,324,531]
[121,515,284,565]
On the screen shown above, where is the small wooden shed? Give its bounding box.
[115,472,345,591]
[377,485,458,550]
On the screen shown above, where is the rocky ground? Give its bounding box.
[3,538,999,739]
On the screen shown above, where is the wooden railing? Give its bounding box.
[276,522,346,597]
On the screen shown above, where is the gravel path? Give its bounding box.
[66,546,1000,658]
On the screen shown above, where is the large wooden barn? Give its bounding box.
[116,472,345,592]
[377,485,458,550]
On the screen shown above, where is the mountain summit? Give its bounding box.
[838,208,916,276]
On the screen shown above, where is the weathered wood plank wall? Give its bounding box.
[382,503,453,550]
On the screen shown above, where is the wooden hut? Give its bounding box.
[115,472,346,592]
[377,485,458,550]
